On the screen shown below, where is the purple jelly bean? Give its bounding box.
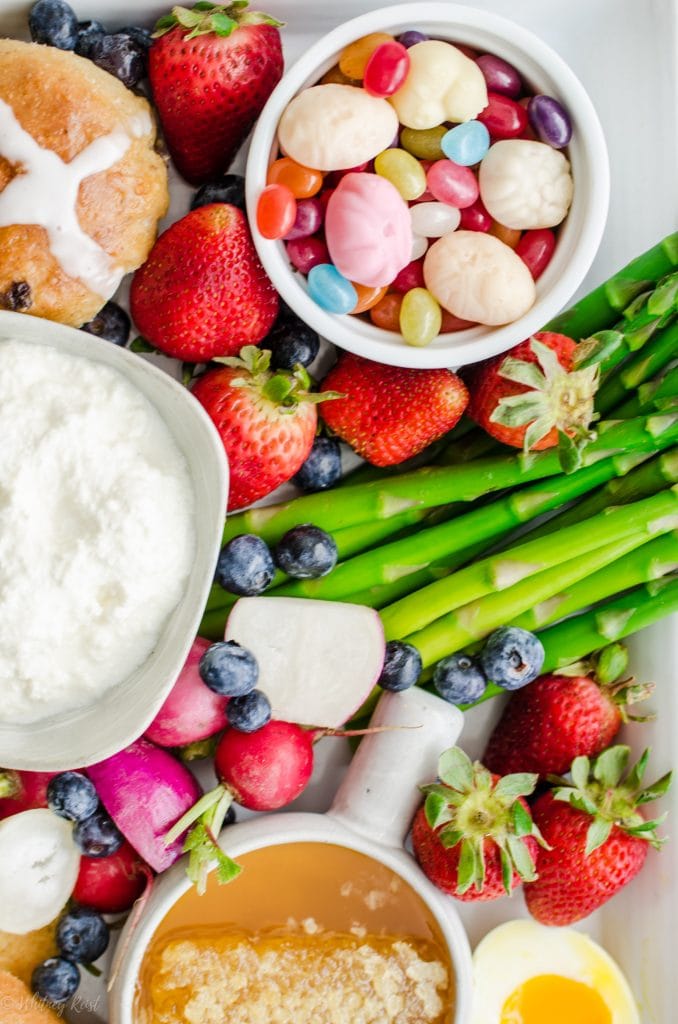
[528,94,573,149]
[284,197,324,240]
[476,53,522,98]
[397,30,428,48]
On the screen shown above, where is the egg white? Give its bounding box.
[470,919,640,1024]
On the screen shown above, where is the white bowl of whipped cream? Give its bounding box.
[0,312,228,771]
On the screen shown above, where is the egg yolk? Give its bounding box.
[500,974,612,1024]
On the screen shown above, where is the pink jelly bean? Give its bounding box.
[427,160,479,209]
[325,172,412,288]
[363,40,411,97]
[515,228,557,280]
[286,235,330,274]
[477,92,528,140]
[284,197,324,240]
[391,258,425,294]
[459,198,492,232]
[476,54,522,98]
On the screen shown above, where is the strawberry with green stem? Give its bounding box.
[525,744,672,925]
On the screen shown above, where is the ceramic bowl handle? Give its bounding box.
[328,688,463,848]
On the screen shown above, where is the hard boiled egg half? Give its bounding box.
[471,920,639,1024]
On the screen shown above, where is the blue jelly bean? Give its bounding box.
[397,30,429,48]
[441,120,491,166]
[307,264,358,314]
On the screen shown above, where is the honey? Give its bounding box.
[136,841,455,1024]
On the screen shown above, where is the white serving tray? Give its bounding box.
[1,0,676,1020]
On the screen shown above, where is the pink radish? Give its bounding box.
[145,637,229,747]
[86,739,202,872]
[0,770,60,820]
[73,840,151,913]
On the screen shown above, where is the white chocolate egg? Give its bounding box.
[424,230,536,325]
[479,139,574,229]
[277,84,399,171]
[389,40,488,130]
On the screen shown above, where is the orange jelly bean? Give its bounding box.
[267,157,324,199]
[339,32,394,80]
[441,310,477,332]
[489,221,522,248]
[369,292,403,331]
[256,184,297,240]
[350,283,388,314]
[320,64,357,86]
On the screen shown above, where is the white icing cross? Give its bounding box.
[0,98,132,299]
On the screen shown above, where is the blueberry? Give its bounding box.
[265,314,320,370]
[32,957,80,1004]
[199,641,259,697]
[226,689,272,733]
[47,772,98,823]
[118,25,154,51]
[433,654,487,705]
[80,301,130,346]
[73,808,124,858]
[74,19,105,57]
[293,436,342,492]
[224,803,237,825]
[274,524,338,579]
[480,627,545,690]
[215,534,275,596]
[377,641,422,692]
[191,175,246,213]
[29,0,78,50]
[57,907,109,964]
[89,33,146,89]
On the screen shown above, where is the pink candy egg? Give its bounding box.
[325,172,412,288]
[427,160,479,209]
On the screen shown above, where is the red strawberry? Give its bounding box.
[130,204,279,361]
[319,353,469,467]
[192,346,333,510]
[525,745,671,926]
[149,2,283,185]
[468,331,599,468]
[411,746,544,902]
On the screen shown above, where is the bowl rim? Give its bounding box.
[0,312,228,770]
[246,1,610,369]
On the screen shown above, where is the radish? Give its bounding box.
[0,809,80,934]
[225,597,386,727]
[73,840,151,913]
[145,636,229,747]
[0,770,59,820]
[86,739,203,873]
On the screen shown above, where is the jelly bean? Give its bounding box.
[400,125,447,161]
[284,198,324,240]
[364,41,410,98]
[257,184,297,240]
[339,32,394,79]
[515,228,557,280]
[286,235,330,274]
[528,95,573,149]
[477,92,528,139]
[400,287,442,347]
[476,54,522,98]
[455,42,479,61]
[427,160,479,209]
[390,40,488,129]
[410,202,460,239]
[391,258,425,294]
[320,64,357,86]
[267,157,324,198]
[374,148,426,200]
[369,292,403,331]
[307,263,358,314]
[326,162,369,188]
[459,198,492,232]
[489,221,522,248]
[398,30,429,48]
[441,310,476,332]
[441,120,490,166]
[411,234,429,260]
[318,187,335,215]
[350,282,388,314]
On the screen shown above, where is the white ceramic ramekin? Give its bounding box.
[109,689,473,1023]
[246,2,610,369]
[0,312,228,770]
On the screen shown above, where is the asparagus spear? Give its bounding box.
[220,414,678,547]
[595,320,678,414]
[380,485,678,641]
[615,366,678,419]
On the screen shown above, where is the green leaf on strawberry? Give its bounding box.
[153,2,283,40]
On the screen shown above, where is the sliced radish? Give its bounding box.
[0,809,80,934]
[225,597,386,728]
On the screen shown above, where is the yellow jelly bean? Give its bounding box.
[400,125,447,161]
[374,148,427,201]
[339,32,394,80]
[399,287,442,347]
